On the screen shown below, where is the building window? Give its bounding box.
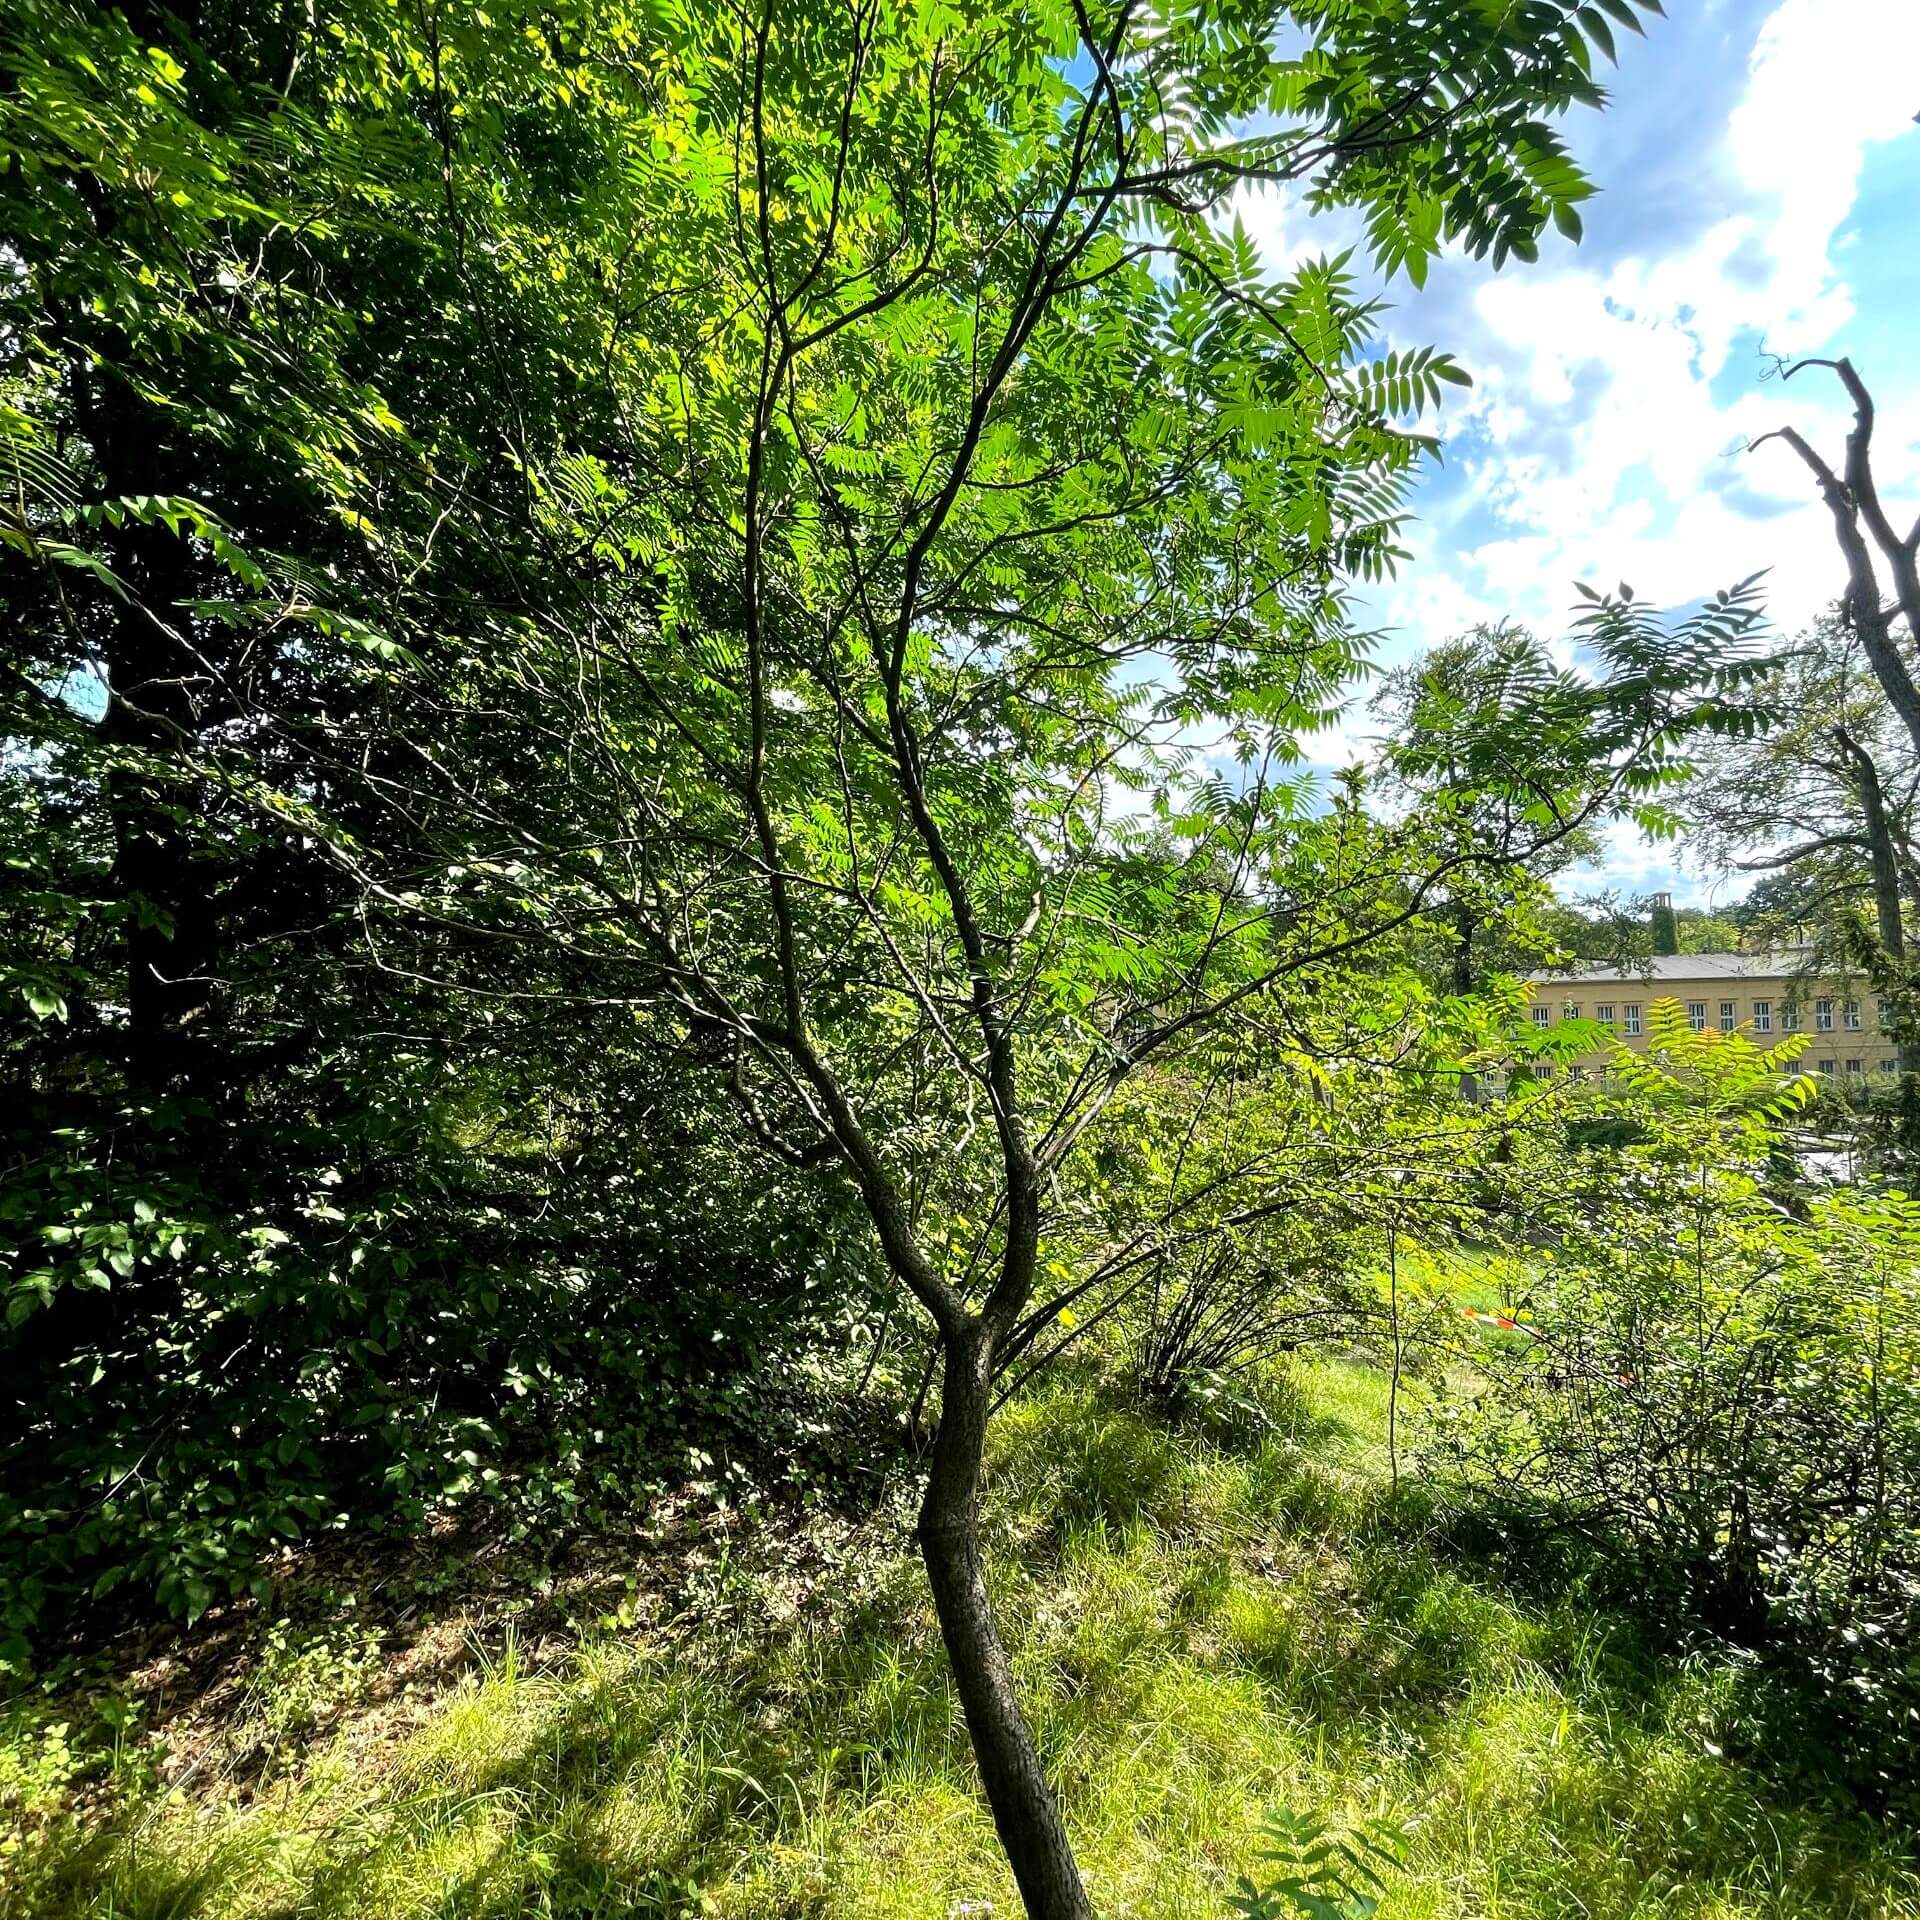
[1844,999,1861,1030]
[1816,998,1834,1032]
[1562,1002,1581,1022]
[1752,1000,1772,1032]
[1846,1059,1863,1075]
[1531,1005,1550,1030]
[1596,1003,1615,1027]
[1623,1004,1642,1036]
[1569,1065,1585,1082]
[1687,1002,1707,1031]
[1781,1000,1800,1032]
[1878,997,1891,1031]
[1817,1059,1833,1075]
[1719,1000,1737,1033]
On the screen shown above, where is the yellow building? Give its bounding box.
[1519,952,1900,1084]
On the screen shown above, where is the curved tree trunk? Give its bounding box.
[919,1324,1093,1920]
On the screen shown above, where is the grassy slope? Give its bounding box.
[5,1361,1915,1919]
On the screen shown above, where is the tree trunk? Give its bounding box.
[1845,730,1908,970]
[919,1323,1093,1920]
[1838,729,1920,1168]
[69,279,222,1100]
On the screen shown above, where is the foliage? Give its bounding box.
[1371,621,1610,990]
[238,1610,383,1742]
[1675,908,1744,953]
[0,1049,868,1652]
[1650,894,1681,955]
[4,1363,1914,1919]
[0,0,896,1649]
[1371,596,1774,1006]
[0,0,1808,1906]
[1446,1004,1920,1794]
[1080,1027,1550,1415]
[1228,1805,1406,1920]
[1686,617,1914,939]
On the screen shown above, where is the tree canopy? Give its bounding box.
[3,2,1823,1914]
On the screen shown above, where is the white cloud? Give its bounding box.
[1724,0,1920,330]
[1236,0,1920,906]
[1560,818,1687,899]
[1349,0,1920,653]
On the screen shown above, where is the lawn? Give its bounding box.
[4,1360,1914,1919]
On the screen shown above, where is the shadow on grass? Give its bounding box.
[7,1364,1916,1920]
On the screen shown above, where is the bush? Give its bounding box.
[1127,1230,1365,1412]
[0,1045,879,1659]
[1444,1006,1920,1796]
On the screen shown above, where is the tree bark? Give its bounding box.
[1759,363,1920,759]
[1841,729,1910,966]
[1833,729,1920,1167]
[919,1323,1093,1920]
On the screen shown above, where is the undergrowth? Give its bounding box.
[3,1360,1915,1919]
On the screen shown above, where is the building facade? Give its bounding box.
[1519,952,1900,1083]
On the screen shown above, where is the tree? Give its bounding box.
[1686,616,1918,1035]
[1737,865,1852,938]
[2,1,1726,1914]
[1531,890,1656,970]
[1754,360,1920,763]
[1674,906,1742,954]
[1650,892,1681,956]
[1752,369,1920,1129]
[491,8,1769,1902]
[1371,623,1605,998]
[1,0,864,1652]
[1368,615,1768,1099]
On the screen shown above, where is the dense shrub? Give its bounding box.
[1445,1007,1920,1796]
[1,1032,877,1658]
[1127,1227,1368,1412]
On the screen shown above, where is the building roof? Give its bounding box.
[1528,950,1822,986]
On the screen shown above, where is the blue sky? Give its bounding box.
[1241,0,1920,909]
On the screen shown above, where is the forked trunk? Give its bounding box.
[919,1325,1093,1920]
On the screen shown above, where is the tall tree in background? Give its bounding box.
[1689,618,1919,973]
[1755,360,1920,760]
[1753,361,1920,1141]
[1371,622,1608,997]
[1368,613,1769,1006]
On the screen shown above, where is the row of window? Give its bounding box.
[1531,996,1881,1036]
[1507,1058,1880,1084]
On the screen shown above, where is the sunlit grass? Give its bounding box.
[5,1359,1915,1919]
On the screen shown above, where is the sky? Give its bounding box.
[1239,0,1920,910]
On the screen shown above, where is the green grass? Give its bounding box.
[5,1360,1916,1919]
